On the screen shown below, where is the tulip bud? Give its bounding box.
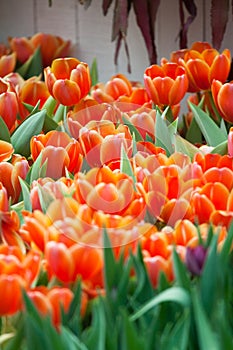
[185,245,207,276]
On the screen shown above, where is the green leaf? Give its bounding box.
[16,47,43,79]
[60,327,88,350]
[219,221,233,263]
[185,117,203,144]
[11,109,46,158]
[0,116,11,142]
[120,144,137,189]
[43,114,61,133]
[37,184,55,213]
[84,299,106,350]
[27,152,47,184]
[130,287,190,321]
[19,177,32,212]
[155,107,174,155]
[200,233,219,314]
[42,95,58,117]
[160,309,191,350]
[119,310,146,350]
[174,134,200,160]
[189,102,226,146]
[122,115,143,142]
[210,139,228,155]
[192,288,220,350]
[172,248,191,291]
[54,104,67,123]
[90,57,98,86]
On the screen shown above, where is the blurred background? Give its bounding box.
[0,0,232,82]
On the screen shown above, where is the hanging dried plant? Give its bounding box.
[56,0,233,71]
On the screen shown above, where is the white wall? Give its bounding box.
[0,0,232,83]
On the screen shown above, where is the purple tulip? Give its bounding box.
[185,245,207,276]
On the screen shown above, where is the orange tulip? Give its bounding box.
[0,274,25,315]
[9,36,34,64]
[144,62,188,108]
[45,241,103,288]
[91,74,132,103]
[28,286,86,330]
[179,44,231,92]
[30,32,71,67]
[79,120,132,167]
[0,82,18,130]
[0,155,29,204]
[0,140,14,162]
[211,79,233,123]
[0,52,16,77]
[30,130,83,178]
[18,76,50,121]
[144,255,173,288]
[44,57,91,106]
[10,33,71,67]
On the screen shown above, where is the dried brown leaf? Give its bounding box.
[211,0,229,50]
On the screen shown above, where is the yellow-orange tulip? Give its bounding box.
[44,57,91,106]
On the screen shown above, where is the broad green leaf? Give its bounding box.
[42,95,57,117]
[84,300,106,350]
[220,118,228,137]
[120,310,146,350]
[174,134,200,160]
[16,47,43,79]
[219,221,233,263]
[103,227,119,291]
[210,139,228,155]
[172,248,191,291]
[60,327,88,350]
[43,114,61,133]
[192,288,220,350]
[0,116,11,142]
[189,102,226,146]
[130,247,154,303]
[54,104,67,123]
[90,57,98,86]
[160,309,190,350]
[130,287,190,321]
[11,109,46,157]
[19,177,32,212]
[185,117,203,144]
[122,115,143,142]
[120,144,136,189]
[155,107,174,155]
[37,184,55,213]
[27,152,43,184]
[200,234,219,314]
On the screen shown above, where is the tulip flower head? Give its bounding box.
[144,62,188,110]
[178,42,231,92]
[44,57,91,106]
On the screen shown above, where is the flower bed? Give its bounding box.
[0,33,232,349]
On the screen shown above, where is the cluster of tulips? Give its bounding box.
[0,33,233,331]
